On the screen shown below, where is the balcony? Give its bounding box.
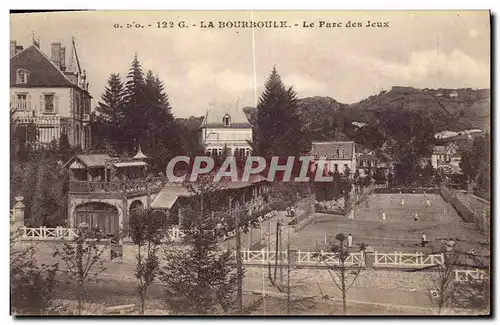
[69,176,181,195]
[12,111,60,126]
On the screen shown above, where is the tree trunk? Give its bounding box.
[77,281,83,315]
[340,240,347,315]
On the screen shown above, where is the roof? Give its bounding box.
[76,154,112,168]
[311,142,355,160]
[151,185,191,209]
[200,103,252,129]
[10,45,90,95]
[133,146,148,160]
[113,161,148,168]
[358,153,377,161]
[433,146,447,154]
[150,174,267,209]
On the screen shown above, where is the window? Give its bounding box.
[16,70,28,84]
[245,148,250,157]
[211,148,218,156]
[223,114,231,127]
[334,164,338,172]
[44,94,55,113]
[16,94,27,111]
[218,148,222,156]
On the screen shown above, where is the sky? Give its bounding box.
[10,10,490,118]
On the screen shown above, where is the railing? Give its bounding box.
[21,226,78,240]
[13,112,61,126]
[297,250,364,266]
[454,269,488,282]
[374,252,444,267]
[69,177,179,194]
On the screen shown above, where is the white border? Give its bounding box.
[3,1,498,324]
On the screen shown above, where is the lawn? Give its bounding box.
[290,194,488,255]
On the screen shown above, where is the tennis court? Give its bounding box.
[291,194,488,255]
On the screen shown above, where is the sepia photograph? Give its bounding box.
[9,10,491,316]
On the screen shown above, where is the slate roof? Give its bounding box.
[10,45,90,95]
[200,103,252,129]
[311,142,355,160]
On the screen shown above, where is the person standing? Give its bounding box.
[382,210,387,221]
[290,207,296,218]
[347,233,353,248]
[421,233,427,247]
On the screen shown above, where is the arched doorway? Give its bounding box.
[129,200,144,216]
[75,202,119,235]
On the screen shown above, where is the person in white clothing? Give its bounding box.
[400,197,405,206]
[421,233,427,247]
[382,211,387,221]
[347,233,353,248]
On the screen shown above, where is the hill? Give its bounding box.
[348,87,490,132]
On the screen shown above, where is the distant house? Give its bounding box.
[449,90,459,98]
[310,141,356,177]
[431,143,461,174]
[357,153,378,177]
[199,103,253,159]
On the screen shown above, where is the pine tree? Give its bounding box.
[92,73,126,153]
[122,54,147,154]
[254,66,310,158]
[160,179,240,314]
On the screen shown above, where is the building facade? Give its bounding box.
[310,141,357,177]
[431,142,461,174]
[10,38,92,150]
[199,103,253,159]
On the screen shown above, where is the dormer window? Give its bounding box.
[16,69,28,84]
[223,114,231,127]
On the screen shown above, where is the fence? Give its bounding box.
[21,226,78,240]
[239,249,364,267]
[454,269,488,283]
[374,252,444,268]
[441,185,489,234]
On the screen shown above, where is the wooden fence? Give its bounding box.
[454,269,488,283]
[374,252,444,268]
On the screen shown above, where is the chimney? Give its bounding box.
[15,45,23,55]
[51,42,62,69]
[10,41,16,57]
[60,46,66,71]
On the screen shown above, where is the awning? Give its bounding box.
[151,193,179,209]
[151,185,191,209]
[113,161,148,168]
[70,161,85,169]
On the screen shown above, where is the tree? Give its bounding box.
[10,229,59,315]
[314,233,365,314]
[254,66,310,158]
[129,208,167,314]
[267,229,316,314]
[159,177,240,315]
[430,251,459,314]
[58,131,71,162]
[460,135,490,195]
[54,226,108,315]
[92,73,126,152]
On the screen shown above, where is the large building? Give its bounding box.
[310,141,357,177]
[199,103,253,159]
[10,38,92,150]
